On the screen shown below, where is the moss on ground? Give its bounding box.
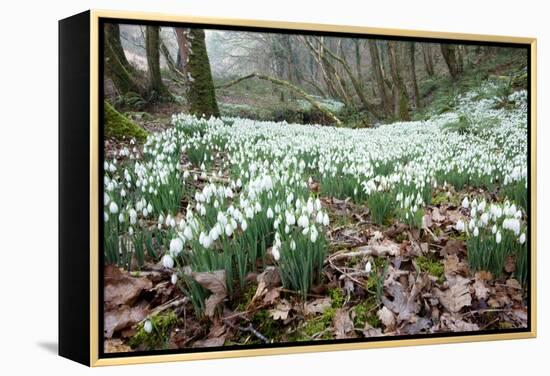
[415,255,445,283]
[129,310,178,350]
[104,100,148,142]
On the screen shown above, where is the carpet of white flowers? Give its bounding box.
[103,83,529,349]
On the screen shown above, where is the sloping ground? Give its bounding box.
[103,80,528,352]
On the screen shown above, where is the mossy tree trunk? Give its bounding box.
[421,43,435,77]
[104,23,142,95]
[408,42,421,109]
[369,40,393,119]
[387,41,410,121]
[145,26,172,101]
[440,44,460,80]
[186,28,220,118]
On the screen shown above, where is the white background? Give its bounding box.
[0,0,546,374]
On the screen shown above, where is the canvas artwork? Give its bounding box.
[99,19,532,356]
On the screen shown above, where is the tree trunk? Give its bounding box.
[421,43,435,77]
[104,23,142,95]
[408,42,421,109]
[145,26,172,101]
[440,44,460,80]
[186,28,220,118]
[174,28,190,74]
[387,41,410,121]
[354,39,363,82]
[369,40,392,118]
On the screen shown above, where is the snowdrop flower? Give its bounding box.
[480,212,489,226]
[104,212,109,222]
[118,213,125,223]
[109,202,119,214]
[496,231,502,244]
[298,214,309,228]
[473,227,479,237]
[286,212,296,226]
[322,213,330,226]
[162,254,174,269]
[272,246,280,261]
[462,197,469,209]
[241,219,248,231]
[519,233,526,244]
[455,220,465,232]
[306,199,314,215]
[316,211,324,224]
[492,224,497,234]
[128,226,134,236]
[315,198,322,211]
[170,238,184,256]
[129,209,137,225]
[171,273,178,285]
[184,226,193,240]
[267,207,274,219]
[365,261,372,274]
[144,320,153,334]
[290,239,296,251]
[310,225,318,243]
[225,223,234,237]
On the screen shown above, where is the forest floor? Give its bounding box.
[103,52,529,352]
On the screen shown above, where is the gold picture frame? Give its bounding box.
[59,9,537,367]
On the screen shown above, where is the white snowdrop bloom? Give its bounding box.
[225,223,234,237]
[104,193,110,206]
[284,224,290,234]
[315,198,322,211]
[241,219,248,231]
[455,220,465,232]
[184,226,193,240]
[286,212,296,226]
[144,320,153,334]
[310,225,318,243]
[298,214,309,229]
[365,261,372,274]
[316,211,324,224]
[109,201,119,214]
[462,197,469,209]
[519,233,526,244]
[306,199,314,215]
[255,202,262,213]
[142,208,149,217]
[480,213,489,226]
[290,239,296,251]
[245,206,254,219]
[492,224,497,234]
[120,189,126,198]
[322,213,330,226]
[468,218,476,231]
[128,226,134,236]
[200,205,206,216]
[171,273,178,285]
[302,227,310,236]
[514,209,522,219]
[170,238,184,256]
[267,207,274,219]
[478,200,486,212]
[473,227,479,237]
[129,209,137,224]
[118,213,125,222]
[158,214,164,225]
[272,246,280,261]
[162,254,175,269]
[496,231,502,244]
[104,212,109,222]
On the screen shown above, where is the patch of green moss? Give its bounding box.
[449,232,467,241]
[328,288,345,308]
[250,309,281,341]
[234,283,258,312]
[415,255,445,283]
[104,101,148,142]
[129,310,178,350]
[353,297,381,329]
[293,306,336,341]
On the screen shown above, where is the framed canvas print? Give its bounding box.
[58,9,537,366]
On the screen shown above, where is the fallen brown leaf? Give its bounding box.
[333,308,355,339]
[435,275,471,314]
[104,301,149,338]
[377,306,396,331]
[305,297,332,316]
[269,300,292,321]
[193,270,227,317]
[104,265,152,310]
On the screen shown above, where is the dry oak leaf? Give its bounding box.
[104,339,133,353]
[251,266,281,305]
[305,297,332,316]
[334,308,355,339]
[443,254,468,277]
[441,240,466,257]
[357,236,401,257]
[363,323,383,338]
[438,313,479,332]
[269,299,292,321]
[435,275,472,314]
[382,272,429,322]
[193,321,228,348]
[431,207,445,222]
[104,265,152,310]
[377,306,396,330]
[192,270,227,317]
[472,279,490,301]
[104,301,149,338]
